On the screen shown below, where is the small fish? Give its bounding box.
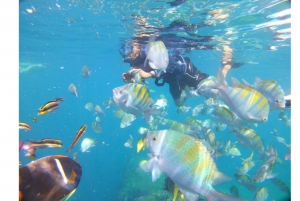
[252,155,277,183]
[276,136,290,147]
[216,123,227,132]
[138,127,149,135]
[253,187,268,201]
[113,83,159,123]
[120,113,136,128]
[68,83,78,97]
[152,98,167,109]
[236,161,255,175]
[28,138,63,149]
[84,102,94,111]
[19,122,31,131]
[270,178,291,195]
[230,127,264,152]
[81,138,96,152]
[200,106,214,115]
[227,147,241,158]
[94,104,105,116]
[124,135,133,148]
[38,100,59,116]
[91,122,102,133]
[177,106,191,114]
[102,98,114,109]
[234,173,259,192]
[229,186,239,197]
[32,117,37,122]
[67,125,87,152]
[81,65,91,78]
[113,109,126,119]
[201,119,217,130]
[192,104,204,116]
[95,116,101,123]
[213,106,240,126]
[183,117,202,131]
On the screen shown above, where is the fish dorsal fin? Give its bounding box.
[231,77,244,88]
[242,78,252,87]
[254,77,262,85]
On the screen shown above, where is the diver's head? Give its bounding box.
[119,41,141,63]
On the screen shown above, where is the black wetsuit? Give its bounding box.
[155,55,209,100]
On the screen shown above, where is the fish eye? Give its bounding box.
[152,137,157,141]
[262,117,267,122]
[119,90,123,94]
[276,99,279,103]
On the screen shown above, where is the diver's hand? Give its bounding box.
[122,72,134,83]
[130,69,153,79]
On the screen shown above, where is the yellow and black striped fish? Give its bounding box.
[113,83,159,123]
[67,125,87,152]
[38,100,59,116]
[19,122,31,131]
[210,69,269,123]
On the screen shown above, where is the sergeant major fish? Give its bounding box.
[242,77,285,110]
[113,83,159,123]
[209,69,269,123]
[140,129,245,201]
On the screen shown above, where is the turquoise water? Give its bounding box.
[19,0,291,200]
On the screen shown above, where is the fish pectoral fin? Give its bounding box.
[151,165,162,182]
[178,188,199,201]
[267,172,278,179]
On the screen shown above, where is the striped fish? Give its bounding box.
[210,69,269,123]
[140,130,245,201]
[230,127,264,153]
[66,125,87,152]
[242,77,285,110]
[253,187,268,201]
[144,40,169,72]
[213,105,240,126]
[113,83,159,123]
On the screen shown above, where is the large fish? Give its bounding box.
[144,40,169,72]
[242,77,285,110]
[140,129,245,201]
[113,83,159,123]
[210,69,269,123]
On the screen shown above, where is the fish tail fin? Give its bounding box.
[144,108,161,124]
[206,190,246,201]
[209,68,227,90]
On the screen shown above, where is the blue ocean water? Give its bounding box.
[19,0,291,200]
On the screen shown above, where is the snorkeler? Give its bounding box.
[119,40,209,107]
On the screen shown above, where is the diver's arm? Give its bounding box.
[129,68,156,79]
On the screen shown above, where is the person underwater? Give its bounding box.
[119,39,209,107]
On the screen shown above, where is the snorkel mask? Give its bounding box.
[119,42,134,62]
